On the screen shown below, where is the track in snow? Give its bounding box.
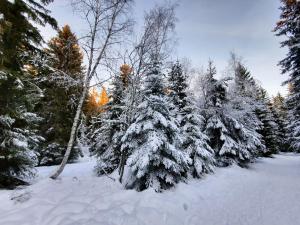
[0,153,300,225]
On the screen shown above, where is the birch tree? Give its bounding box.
[50,0,133,179]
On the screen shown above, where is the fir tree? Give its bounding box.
[0,0,56,187]
[168,61,215,177]
[204,60,226,108]
[35,25,84,166]
[92,67,129,175]
[274,0,300,151]
[234,62,256,97]
[121,60,190,192]
[0,70,43,187]
[272,93,289,151]
[203,61,262,166]
[168,61,188,111]
[255,88,280,156]
[0,0,57,69]
[181,96,215,177]
[227,61,266,158]
[46,25,84,77]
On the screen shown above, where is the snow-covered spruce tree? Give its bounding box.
[272,93,289,151]
[92,67,129,176]
[168,61,188,111]
[35,25,84,166]
[168,61,214,177]
[181,96,215,177]
[227,61,266,158]
[0,69,43,188]
[272,104,288,151]
[121,60,190,192]
[255,88,280,156]
[274,0,300,151]
[0,0,56,187]
[202,61,260,167]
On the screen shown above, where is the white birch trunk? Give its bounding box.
[50,76,90,179]
[50,0,131,179]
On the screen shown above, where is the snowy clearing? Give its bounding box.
[0,153,300,225]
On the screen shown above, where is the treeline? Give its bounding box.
[87,55,290,192]
[0,0,299,191]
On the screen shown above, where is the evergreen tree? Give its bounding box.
[121,60,190,192]
[168,61,215,178]
[181,96,215,177]
[0,0,56,187]
[255,88,280,156]
[0,70,43,187]
[47,25,84,76]
[227,61,266,158]
[168,61,188,111]
[203,61,262,166]
[272,93,289,151]
[234,62,256,97]
[204,61,226,108]
[35,25,84,166]
[0,0,57,69]
[274,0,300,151]
[92,66,129,175]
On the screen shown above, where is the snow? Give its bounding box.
[1,154,300,225]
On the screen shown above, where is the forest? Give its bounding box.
[0,0,300,224]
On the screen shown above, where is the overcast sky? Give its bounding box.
[41,0,288,96]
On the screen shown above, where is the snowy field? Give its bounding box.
[0,153,300,225]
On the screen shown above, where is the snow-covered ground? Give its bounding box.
[0,153,300,225]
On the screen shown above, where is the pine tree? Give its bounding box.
[121,60,190,192]
[168,61,215,178]
[203,61,262,166]
[272,93,289,151]
[204,61,226,108]
[181,96,215,177]
[92,66,129,175]
[46,25,84,77]
[255,88,280,156]
[227,61,266,158]
[0,0,57,69]
[35,25,84,166]
[168,61,188,111]
[234,62,256,97]
[120,64,131,88]
[0,0,56,187]
[274,0,300,151]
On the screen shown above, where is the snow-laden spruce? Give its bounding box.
[181,98,215,177]
[0,71,43,187]
[200,61,263,166]
[168,61,188,111]
[274,0,300,152]
[121,60,190,192]
[168,61,215,177]
[91,73,127,175]
[255,88,280,155]
[226,60,266,157]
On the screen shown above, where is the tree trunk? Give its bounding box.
[118,150,126,182]
[50,77,89,179]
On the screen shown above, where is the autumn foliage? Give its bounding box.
[120,64,132,87]
[47,25,84,78]
[85,87,109,117]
